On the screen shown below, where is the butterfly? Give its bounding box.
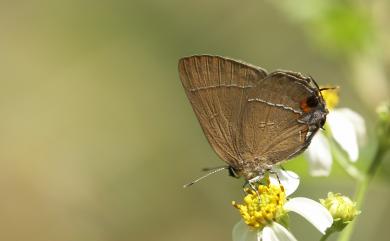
[178,55,328,184]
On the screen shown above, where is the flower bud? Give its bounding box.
[320,192,360,231]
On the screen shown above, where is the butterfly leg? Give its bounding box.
[242,177,259,190]
[248,176,262,201]
[268,169,282,185]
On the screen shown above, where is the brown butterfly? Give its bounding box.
[178,55,328,185]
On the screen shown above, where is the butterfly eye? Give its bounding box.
[306,95,319,108]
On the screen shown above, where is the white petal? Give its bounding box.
[269,168,299,196]
[306,133,332,176]
[262,223,297,241]
[327,109,360,162]
[336,108,366,145]
[284,197,333,234]
[232,220,261,241]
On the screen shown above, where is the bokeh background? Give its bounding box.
[0,0,389,241]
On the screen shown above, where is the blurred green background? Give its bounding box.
[0,0,389,241]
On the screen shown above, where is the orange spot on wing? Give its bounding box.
[300,99,311,112]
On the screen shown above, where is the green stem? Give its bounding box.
[320,230,334,241]
[330,138,364,181]
[337,145,387,241]
[336,177,368,241]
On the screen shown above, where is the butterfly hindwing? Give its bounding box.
[238,71,317,165]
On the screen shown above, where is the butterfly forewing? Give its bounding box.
[178,55,267,167]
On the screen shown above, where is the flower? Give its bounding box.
[232,185,286,229]
[306,88,366,176]
[321,88,339,110]
[232,169,333,241]
[320,192,360,231]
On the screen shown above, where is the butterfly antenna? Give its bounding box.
[319,86,339,92]
[183,166,228,188]
[319,86,339,100]
[201,165,227,171]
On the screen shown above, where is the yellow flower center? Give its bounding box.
[232,184,286,229]
[321,87,339,110]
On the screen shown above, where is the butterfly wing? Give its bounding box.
[238,71,322,166]
[178,55,268,167]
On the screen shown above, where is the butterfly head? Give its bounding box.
[299,92,328,129]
